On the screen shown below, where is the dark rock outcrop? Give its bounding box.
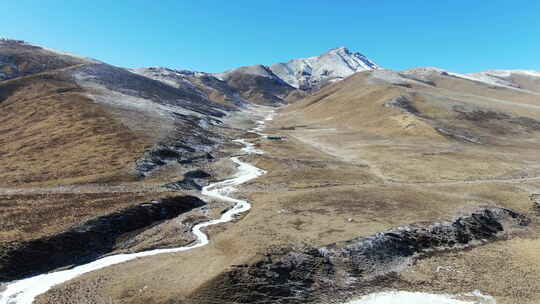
[435,126,484,144]
[194,207,529,304]
[0,196,205,282]
[165,170,212,191]
[384,96,421,116]
[135,112,221,176]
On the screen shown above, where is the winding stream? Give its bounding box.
[1,108,496,304]
[0,111,272,304]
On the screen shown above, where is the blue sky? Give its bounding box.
[2,1,538,73]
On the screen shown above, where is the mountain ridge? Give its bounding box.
[136,46,380,106]
[268,46,379,90]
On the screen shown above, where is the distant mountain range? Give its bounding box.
[135,46,380,106]
[268,46,379,89]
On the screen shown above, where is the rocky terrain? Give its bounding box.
[193,207,530,304]
[269,46,379,90]
[137,47,380,106]
[131,67,249,108]
[0,39,245,294]
[215,65,299,106]
[1,38,540,304]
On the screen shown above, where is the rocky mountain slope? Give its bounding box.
[0,39,236,187]
[269,46,379,90]
[137,47,380,106]
[131,67,249,108]
[135,64,300,107]
[0,38,241,275]
[214,64,300,105]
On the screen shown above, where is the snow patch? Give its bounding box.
[456,69,540,92]
[346,290,495,304]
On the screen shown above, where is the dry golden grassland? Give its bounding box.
[35,121,539,303]
[0,73,151,187]
[0,191,180,243]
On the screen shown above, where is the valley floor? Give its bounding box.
[19,107,540,304]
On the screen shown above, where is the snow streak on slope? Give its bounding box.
[0,108,272,304]
[133,67,249,107]
[131,67,209,92]
[269,47,379,89]
[401,67,540,95]
[214,65,282,81]
[346,290,495,304]
[466,70,540,91]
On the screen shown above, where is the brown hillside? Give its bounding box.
[279,70,540,182]
[0,72,150,186]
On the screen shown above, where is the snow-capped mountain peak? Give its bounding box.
[269,46,379,90]
[135,47,380,106]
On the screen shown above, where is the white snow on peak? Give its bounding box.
[268,47,379,90]
[214,64,278,81]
